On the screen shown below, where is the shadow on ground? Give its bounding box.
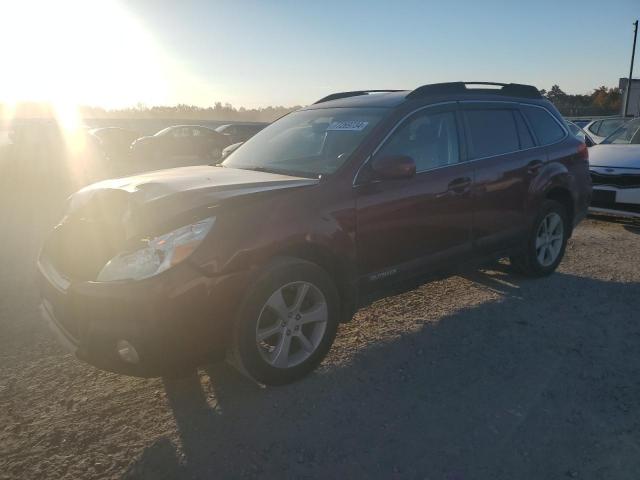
[588,213,640,235]
[124,267,640,480]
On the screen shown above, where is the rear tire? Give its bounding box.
[229,257,339,385]
[510,199,569,277]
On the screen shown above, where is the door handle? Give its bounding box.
[527,160,544,174]
[447,177,472,195]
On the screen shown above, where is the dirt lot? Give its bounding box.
[1,163,640,479]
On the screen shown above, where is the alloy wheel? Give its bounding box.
[535,212,564,267]
[255,281,328,369]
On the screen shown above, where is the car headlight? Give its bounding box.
[96,217,215,282]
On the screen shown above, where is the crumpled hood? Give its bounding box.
[66,165,319,239]
[588,144,640,169]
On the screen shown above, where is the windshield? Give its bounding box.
[222,107,387,177]
[601,118,640,144]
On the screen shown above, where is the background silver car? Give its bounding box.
[588,117,640,218]
[584,117,628,144]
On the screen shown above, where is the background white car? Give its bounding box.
[588,117,640,218]
[584,117,628,144]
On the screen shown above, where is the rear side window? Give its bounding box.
[463,109,520,159]
[522,106,566,145]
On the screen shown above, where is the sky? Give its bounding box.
[1,0,639,109]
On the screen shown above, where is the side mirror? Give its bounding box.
[585,136,595,148]
[371,154,416,180]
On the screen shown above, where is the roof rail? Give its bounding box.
[406,82,542,100]
[313,90,402,104]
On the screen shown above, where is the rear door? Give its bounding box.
[462,103,542,254]
[355,104,474,285]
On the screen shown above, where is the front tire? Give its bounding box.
[511,199,569,277]
[229,257,340,385]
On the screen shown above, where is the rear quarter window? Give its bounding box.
[514,110,535,149]
[522,106,566,145]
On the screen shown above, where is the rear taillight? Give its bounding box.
[577,142,588,161]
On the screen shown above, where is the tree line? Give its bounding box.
[541,85,622,117]
[0,85,624,124]
[0,102,300,125]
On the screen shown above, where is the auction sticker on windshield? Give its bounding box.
[327,121,369,131]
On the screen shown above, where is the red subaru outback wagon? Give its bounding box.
[38,82,591,385]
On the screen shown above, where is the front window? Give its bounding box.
[601,118,640,144]
[376,110,460,172]
[222,107,387,177]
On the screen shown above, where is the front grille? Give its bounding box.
[590,171,640,188]
[591,189,616,204]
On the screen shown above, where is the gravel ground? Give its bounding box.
[1,162,640,479]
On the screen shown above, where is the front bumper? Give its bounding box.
[37,257,250,376]
[590,186,640,219]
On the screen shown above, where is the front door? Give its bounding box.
[355,106,474,288]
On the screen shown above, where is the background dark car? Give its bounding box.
[215,122,268,145]
[89,127,140,160]
[131,125,228,160]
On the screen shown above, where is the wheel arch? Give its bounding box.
[271,242,358,323]
[545,186,574,234]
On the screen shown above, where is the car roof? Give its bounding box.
[218,122,268,127]
[171,124,215,129]
[303,91,410,110]
[303,82,547,111]
[90,127,133,133]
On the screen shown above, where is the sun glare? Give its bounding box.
[1,0,170,106]
[0,0,169,129]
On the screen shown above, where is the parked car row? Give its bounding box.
[128,123,268,162]
[584,117,628,144]
[88,127,141,159]
[7,121,269,163]
[567,117,628,144]
[586,117,640,219]
[562,115,640,219]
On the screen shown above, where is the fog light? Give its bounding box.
[116,339,139,364]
